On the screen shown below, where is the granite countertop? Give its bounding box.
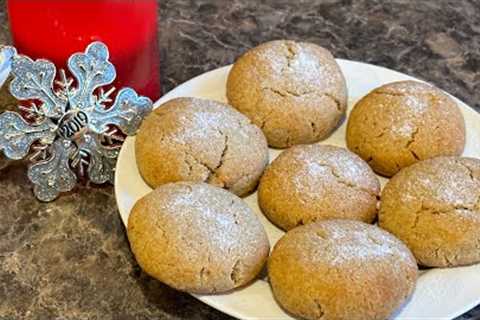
[0,0,479,319]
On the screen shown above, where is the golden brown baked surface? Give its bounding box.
[135,97,269,197]
[379,156,480,267]
[127,182,270,294]
[226,40,347,148]
[346,80,465,177]
[268,220,417,320]
[258,144,380,230]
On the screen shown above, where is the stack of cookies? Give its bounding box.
[127,40,476,320]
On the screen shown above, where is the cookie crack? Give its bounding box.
[411,201,478,232]
[412,210,421,229]
[402,126,421,161]
[374,90,408,98]
[230,259,243,285]
[264,87,313,98]
[152,220,169,246]
[405,127,419,148]
[317,162,378,197]
[315,230,327,240]
[265,87,288,98]
[323,92,342,112]
[182,129,230,186]
[259,107,276,130]
[454,161,480,210]
[206,130,229,187]
[425,203,473,214]
[214,130,229,171]
[199,253,213,288]
[410,150,420,160]
[284,42,297,69]
[183,149,215,178]
[455,160,475,181]
[199,266,210,286]
[444,254,456,266]
[373,89,430,162]
[184,156,195,175]
[310,121,317,136]
[313,299,325,319]
[433,247,457,267]
[367,234,383,246]
[263,87,342,113]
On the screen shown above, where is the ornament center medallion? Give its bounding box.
[57,109,89,140]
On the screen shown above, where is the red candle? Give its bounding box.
[7,0,161,101]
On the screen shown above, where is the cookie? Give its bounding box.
[258,144,380,230]
[127,182,270,294]
[379,156,480,267]
[268,220,418,320]
[135,97,269,197]
[227,40,347,148]
[346,80,465,177]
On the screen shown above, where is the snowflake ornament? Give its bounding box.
[0,42,152,201]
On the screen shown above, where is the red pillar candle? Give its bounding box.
[7,0,161,101]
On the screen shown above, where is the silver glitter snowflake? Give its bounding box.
[0,42,152,201]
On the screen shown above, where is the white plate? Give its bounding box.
[115,60,480,320]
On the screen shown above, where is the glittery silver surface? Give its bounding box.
[0,42,152,201]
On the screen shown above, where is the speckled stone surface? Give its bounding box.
[0,1,479,319]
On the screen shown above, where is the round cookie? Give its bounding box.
[379,156,480,267]
[127,182,270,294]
[268,220,418,320]
[135,97,269,197]
[258,144,380,230]
[346,80,465,177]
[227,40,347,148]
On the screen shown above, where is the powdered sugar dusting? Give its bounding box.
[281,220,416,272]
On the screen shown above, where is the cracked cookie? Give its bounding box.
[127,182,270,294]
[268,220,418,320]
[379,156,480,267]
[226,40,347,148]
[135,97,269,197]
[258,144,380,230]
[346,80,465,177]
